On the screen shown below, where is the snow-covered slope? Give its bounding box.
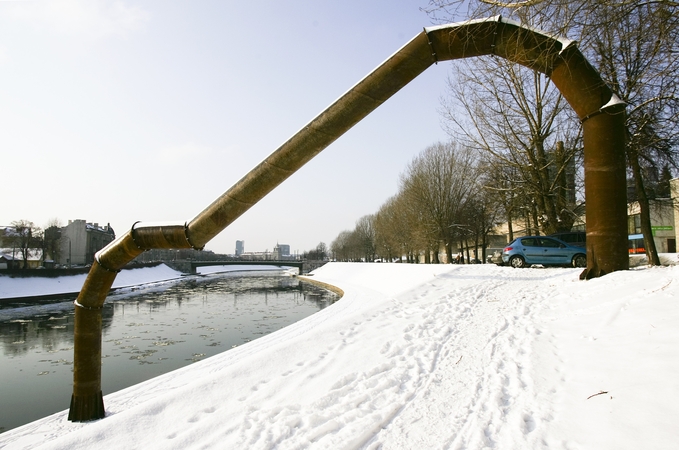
[1,262,678,449]
[0,264,184,300]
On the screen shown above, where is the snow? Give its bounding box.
[424,16,576,54]
[0,264,185,300]
[1,261,679,449]
[0,264,299,300]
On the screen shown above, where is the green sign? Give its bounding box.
[651,225,673,236]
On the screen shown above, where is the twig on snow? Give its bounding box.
[651,279,672,293]
[587,390,609,400]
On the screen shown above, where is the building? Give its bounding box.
[273,243,291,259]
[627,199,676,253]
[238,243,297,261]
[235,240,245,257]
[59,220,115,266]
[0,253,16,270]
[0,225,43,269]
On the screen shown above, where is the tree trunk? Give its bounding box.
[507,213,514,242]
[630,151,661,265]
[481,232,488,263]
[531,203,540,235]
[445,242,454,264]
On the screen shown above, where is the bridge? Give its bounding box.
[162,259,327,275]
[187,260,305,275]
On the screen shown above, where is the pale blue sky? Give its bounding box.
[1,0,466,254]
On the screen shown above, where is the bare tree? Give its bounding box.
[354,215,377,262]
[400,142,479,263]
[465,180,504,262]
[8,220,41,269]
[304,242,327,260]
[43,218,62,265]
[440,58,581,235]
[374,196,401,261]
[331,230,363,262]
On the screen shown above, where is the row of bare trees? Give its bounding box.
[423,0,679,267]
[330,134,582,264]
[331,142,508,263]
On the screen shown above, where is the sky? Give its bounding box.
[0,0,467,255]
[1,259,678,448]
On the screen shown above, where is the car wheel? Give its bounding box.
[572,254,587,268]
[509,255,526,268]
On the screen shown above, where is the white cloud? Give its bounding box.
[7,0,149,39]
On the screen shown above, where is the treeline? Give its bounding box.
[331,142,506,264]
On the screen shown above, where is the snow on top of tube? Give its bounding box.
[424,16,575,54]
[132,221,186,229]
[601,93,626,110]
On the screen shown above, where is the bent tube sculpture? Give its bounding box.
[69,16,628,421]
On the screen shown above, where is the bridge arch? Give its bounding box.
[69,16,627,421]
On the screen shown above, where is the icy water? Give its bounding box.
[0,272,339,433]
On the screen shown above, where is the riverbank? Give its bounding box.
[2,262,679,449]
[0,264,299,302]
[0,271,336,434]
[0,264,185,302]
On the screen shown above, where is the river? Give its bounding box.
[0,271,339,433]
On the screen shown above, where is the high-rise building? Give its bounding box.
[235,240,245,256]
[272,243,291,259]
[278,244,290,257]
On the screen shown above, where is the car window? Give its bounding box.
[551,232,586,244]
[539,238,561,248]
[520,238,538,247]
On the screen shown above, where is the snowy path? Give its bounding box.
[1,262,678,449]
[367,269,561,449]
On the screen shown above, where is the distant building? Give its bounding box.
[0,253,16,270]
[235,240,245,257]
[59,220,115,266]
[240,251,271,260]
[627,179,678,253]
[0,251,40,269]
[272,243,292,260]
[239,244,296,261]
[0,225,43,269]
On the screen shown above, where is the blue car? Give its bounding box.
[502,236,587,268]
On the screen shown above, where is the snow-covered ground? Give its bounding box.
[0,264,296,300]
[1,260,679,449]
[0,264,185,300]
